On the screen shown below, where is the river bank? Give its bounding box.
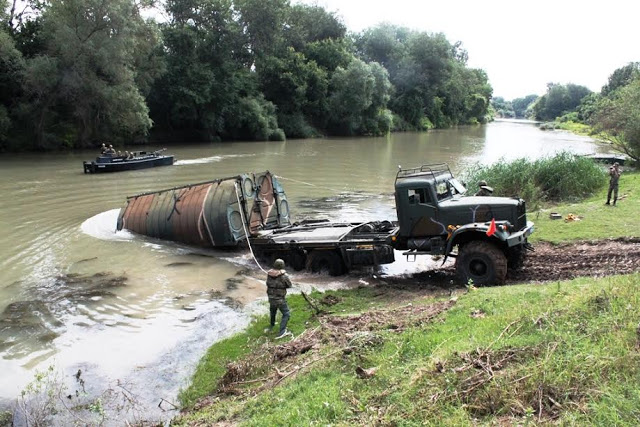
[173,172,640,425]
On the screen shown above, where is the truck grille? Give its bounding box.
[516,199,527,230]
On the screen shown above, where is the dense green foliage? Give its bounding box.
[462,152,606,209]
[0,0,492,151]
[355,24,492,129]
[511,94,538,118]
[592,76,640,162]
[490,94,537,119]
[531,171,639,243]
[600,62,640,96]
[489,96,513,118]
[1,0,162,150]
[532,83,592,122]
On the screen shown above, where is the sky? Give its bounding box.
[295,0,640,100]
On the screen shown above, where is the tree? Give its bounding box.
[327,59,392,136]
[150,0,284,141]
[601,62,640,96]
[532,83,591,121]
[593,79,640,161]
[284,4,346,51]
[15,0,163,149]
[355,24,492,129]
[0,28,25,150]
[511,94,538,118]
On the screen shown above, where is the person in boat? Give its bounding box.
[475,180,494,196]
[265,258,293,339]
[105,144,116,155]
[100,143,107,154]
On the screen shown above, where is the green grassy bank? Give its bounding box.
[174,172,639,426]
[176,274,640,426]
[531,171,639,243]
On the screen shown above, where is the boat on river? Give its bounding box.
[83,149,174,174]
[582,153,627,166]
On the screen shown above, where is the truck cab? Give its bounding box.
[394,164,534,284]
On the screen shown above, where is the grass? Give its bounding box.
[174,274,640,426]
[530,171,639,243]
[178,286,392,407]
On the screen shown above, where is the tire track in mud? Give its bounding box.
[508,237,640,283]
[386,238,640,287]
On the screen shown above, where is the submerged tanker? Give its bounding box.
[116,171,290,247]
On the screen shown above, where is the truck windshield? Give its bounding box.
[435,181,450,200]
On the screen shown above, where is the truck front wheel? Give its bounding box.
[456,241,507,285]
[306,250,346,276]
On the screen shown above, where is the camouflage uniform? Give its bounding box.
[475,187,493,196]
[266,263,292,335]
[606,164,621,205]
[474,180,493,196]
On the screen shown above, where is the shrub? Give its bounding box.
[462,152,607,208]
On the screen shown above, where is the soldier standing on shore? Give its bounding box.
[606,162,621,206]
[265,259,293,339]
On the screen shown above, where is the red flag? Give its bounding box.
[486,218,496,236]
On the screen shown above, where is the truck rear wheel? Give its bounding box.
[456,241,507,285]
[306,250,345,276]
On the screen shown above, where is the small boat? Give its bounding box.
[83,149,174,174]
[582,153,627,166]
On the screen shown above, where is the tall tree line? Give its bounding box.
[0,0,493,151]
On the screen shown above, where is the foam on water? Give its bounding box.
[80,209,133,241]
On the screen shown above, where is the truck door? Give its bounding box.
[403,187,445,237]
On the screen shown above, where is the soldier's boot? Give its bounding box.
[613,197,617,206]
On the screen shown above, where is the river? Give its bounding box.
[0,120,603,424]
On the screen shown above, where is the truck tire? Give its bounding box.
[306,250,345,276]
[507,246,526,270]
[287,250,306,272]
[456,241,507,285]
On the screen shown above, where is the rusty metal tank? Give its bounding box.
[116,172,290,247]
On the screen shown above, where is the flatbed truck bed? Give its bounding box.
[250,219,398,275]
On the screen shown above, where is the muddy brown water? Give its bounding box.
[0,121,604,424]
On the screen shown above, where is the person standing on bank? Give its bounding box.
[606,162,622,206]
[265,258,293,339]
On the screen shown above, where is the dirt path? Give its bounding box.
[508,237,640,283]
[379,238,640,289]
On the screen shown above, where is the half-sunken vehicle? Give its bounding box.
[83,149,174,174]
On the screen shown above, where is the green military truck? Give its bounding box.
[252,163,534,285]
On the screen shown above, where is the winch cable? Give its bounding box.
[234,182,267,274]
[274,175,346,195]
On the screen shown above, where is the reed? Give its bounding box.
[463,152,607,208]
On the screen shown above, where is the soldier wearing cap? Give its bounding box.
[475,180,494,196]
[606,162,621,206]
[265,258,293,338]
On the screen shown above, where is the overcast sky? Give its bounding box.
[295,0,639,100]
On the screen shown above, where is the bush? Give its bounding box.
[462,152,607,208]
